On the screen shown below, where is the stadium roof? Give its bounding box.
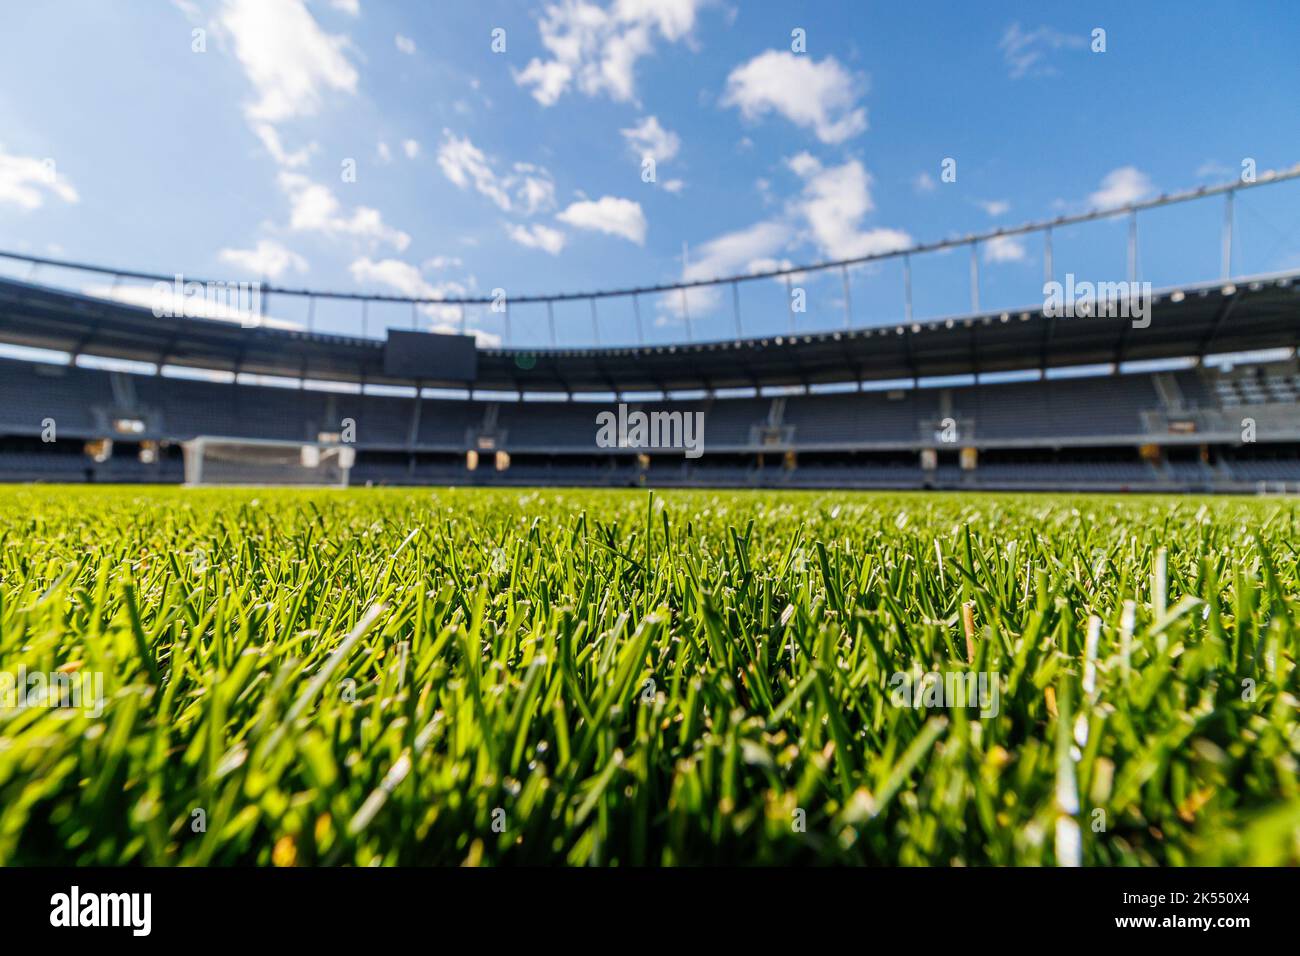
[1,272,1297,393]
[3,165,1298,393]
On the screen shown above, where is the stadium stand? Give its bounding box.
[1,246,1298,492]
[1,340,1298,491]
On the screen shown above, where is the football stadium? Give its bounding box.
[3,175,1300,490]
[0,2,1296,918]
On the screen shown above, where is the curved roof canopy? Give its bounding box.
[0,273,1296,393]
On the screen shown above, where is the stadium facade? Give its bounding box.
[1,169,1298,492]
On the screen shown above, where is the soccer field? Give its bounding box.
[0,486,1296,866]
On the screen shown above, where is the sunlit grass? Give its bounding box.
[0,485,1296,865]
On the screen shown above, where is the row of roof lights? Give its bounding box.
[471,278,1287,356]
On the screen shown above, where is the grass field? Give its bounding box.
[0,485,1296,866]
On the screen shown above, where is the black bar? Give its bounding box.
[0,866,1288,941]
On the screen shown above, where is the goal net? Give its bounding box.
[183,437,355,487]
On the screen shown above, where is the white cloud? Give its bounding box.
[721,51,866,144]
[999,22,1085,79]
[653,219,791,324]
[617,0,699,38]
[977,199,1010,217]
[403,139,420,159]
[506,222,567,255]
[514,59,572,107]
[348,257,499,345]
[683,220,792,283]
[1088,166,1154,209]
[654,155,912,328]
[219,0,358,123]
[422,255,463,270]
[914,171,936,193]
[511,163,557,214]
[330,0,360,15]
[376,141,392,164]
[0,147,78,210]
[395,34,416,55]
[656,157,911,324]
[620,115,680,162]
[983,235,1026,263]
[253,123,315,168]
[786,152,820,178]
[437,133,512,210]
[436,131,555,215]
[556,196,646,244]
[349,257,436,297]
[514,0,704,106]
[621,116,683,190]
[278,172,411,250]
[1196,160,1232,180]
[218,239,309,278]
[785,154,911,259]
[350,258,460,315]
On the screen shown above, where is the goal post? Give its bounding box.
[183,437,356,487]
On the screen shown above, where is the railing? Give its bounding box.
[2,164,1298,348]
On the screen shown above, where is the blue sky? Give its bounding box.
[1,0,1298,348]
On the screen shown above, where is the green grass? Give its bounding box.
[0,485,1297,866]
